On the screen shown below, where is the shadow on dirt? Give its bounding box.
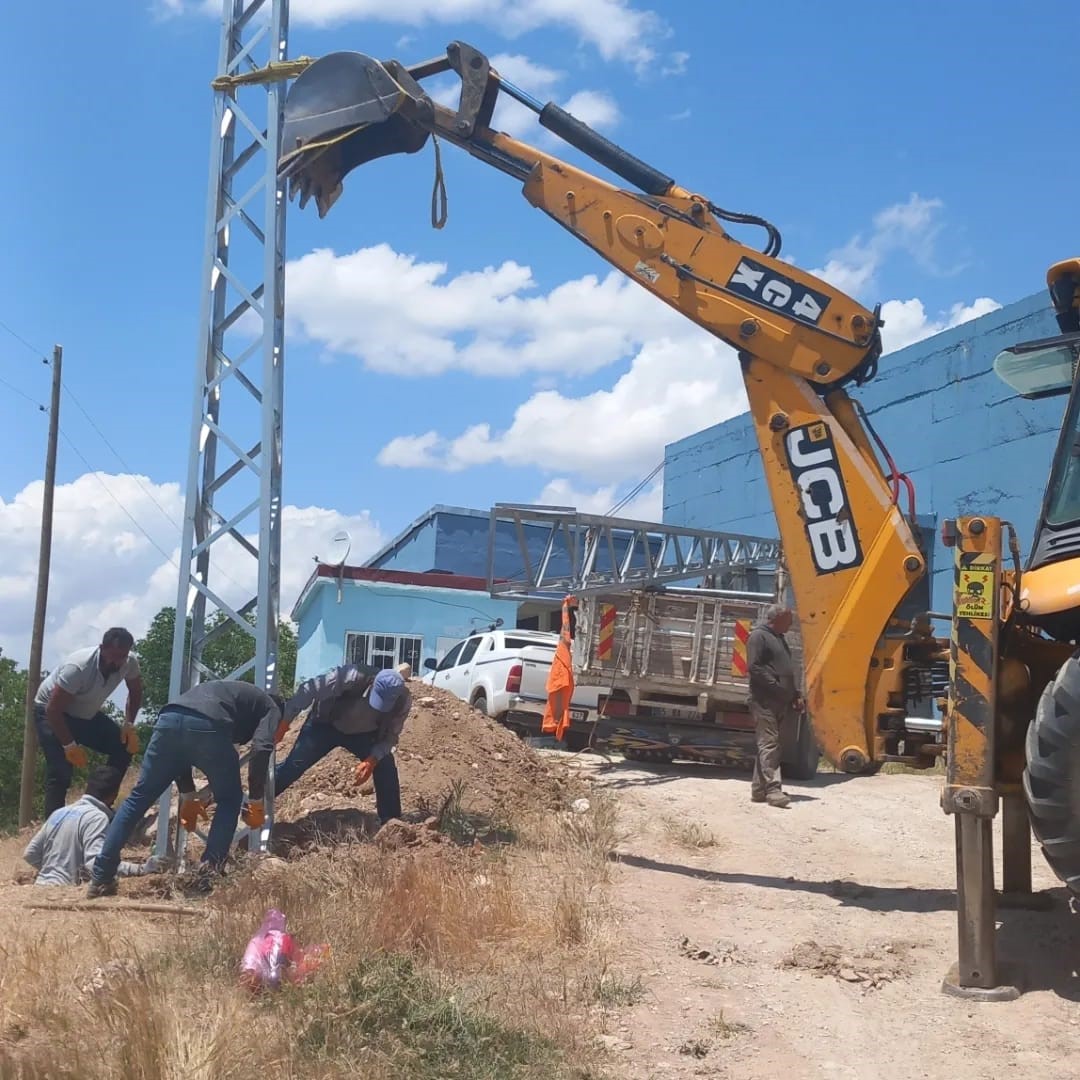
[616,849,1080,999]
[613,851,959,912]
[587,757,862,794]
[996,892,1080,1000]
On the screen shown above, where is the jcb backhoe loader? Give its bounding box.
[271,41,1080,999]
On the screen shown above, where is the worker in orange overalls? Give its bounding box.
[542,596,578,742]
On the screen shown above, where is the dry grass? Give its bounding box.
[662,816,719,850]
[0,786,634,1079]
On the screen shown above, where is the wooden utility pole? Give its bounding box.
[19,345,62,827]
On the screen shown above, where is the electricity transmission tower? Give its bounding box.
[156,0,289,857]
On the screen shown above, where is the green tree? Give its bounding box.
[134,607,298,719]
[0,649,40,829]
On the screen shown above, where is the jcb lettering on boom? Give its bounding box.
[726,257,832,327]
[784,422,863,574]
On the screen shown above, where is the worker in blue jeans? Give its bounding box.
[87,681,284,897]
[275,664,412,824]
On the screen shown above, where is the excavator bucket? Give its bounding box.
[279,52,432,217]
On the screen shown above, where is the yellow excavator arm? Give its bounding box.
[277,41,945,773]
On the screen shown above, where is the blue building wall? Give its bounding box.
[294,578,520,683]
[364,512,438,573]
[663,293,1064,614]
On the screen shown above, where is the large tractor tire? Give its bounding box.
[1023,654,1080,896]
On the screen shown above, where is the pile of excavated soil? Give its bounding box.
[272,683,581,835]
[779,939,913,990]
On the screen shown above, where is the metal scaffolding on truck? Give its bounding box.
[485,503,782,600]
[156,0,289,862]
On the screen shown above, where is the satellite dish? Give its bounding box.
[315,529,352,568]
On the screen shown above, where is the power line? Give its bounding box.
[60,379,183,533]
[57,429,180,570]
[0,372,45,410]
[606,460,664,517]
[0,318,47,360]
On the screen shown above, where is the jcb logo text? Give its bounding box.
[784,423,863,574]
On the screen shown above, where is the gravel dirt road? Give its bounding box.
[572,755,1080,1080]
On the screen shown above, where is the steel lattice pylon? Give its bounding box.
[155,0,289,859]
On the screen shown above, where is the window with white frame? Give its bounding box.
[345,631,423,673]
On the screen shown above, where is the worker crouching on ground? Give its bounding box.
[24,766,164,886]
[86,680,285,898]
[33,627,143,817]
[747,604,800,809]
[274,663,412,826]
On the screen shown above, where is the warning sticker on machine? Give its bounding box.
[956,569,993,619]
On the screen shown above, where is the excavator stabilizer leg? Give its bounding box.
[941,814,1020,1001]
[279,52,432,217]
[940,517,1020,1000]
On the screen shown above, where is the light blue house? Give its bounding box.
[290,563,520,684]
[662,292,1064,614]
[291,505,627,682]
[291,504,698,683]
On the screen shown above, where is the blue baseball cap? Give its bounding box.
[370,668,406,712]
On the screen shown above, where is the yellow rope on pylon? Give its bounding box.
[211,57,316,91]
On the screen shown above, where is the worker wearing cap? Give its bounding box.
[274,663,412,825]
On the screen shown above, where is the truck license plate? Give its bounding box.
[570,708,588,722]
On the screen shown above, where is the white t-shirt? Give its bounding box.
[34,647,141,719]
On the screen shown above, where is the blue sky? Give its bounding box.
[0,0,1073,663]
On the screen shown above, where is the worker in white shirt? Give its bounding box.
[23,766,163,886]
[33,628,144,816]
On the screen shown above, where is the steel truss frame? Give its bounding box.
[155,0,289,862]
[485,503,782,600]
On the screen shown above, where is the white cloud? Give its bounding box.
[880,296,1002,355]
[286,244,683,376]
[661,51,689,77]
[561,89,620,131]
[810,194,949,298]
[0,474,385,669]
[429,52,619,139]
[538,476,662,521]
[368,195,1002,488]
[490,53,564,96]
[377,331,747,482]
[167,0,665,70]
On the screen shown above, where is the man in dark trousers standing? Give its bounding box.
[746,604,799,809]
[34,628,143,816]
[86,680,285,897]
[274,663,412,826]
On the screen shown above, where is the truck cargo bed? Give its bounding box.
[574,588,805,708]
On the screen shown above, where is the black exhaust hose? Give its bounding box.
[538,103,673,196]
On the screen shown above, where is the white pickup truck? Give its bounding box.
[503,644,604,751]
[419,628,561,721]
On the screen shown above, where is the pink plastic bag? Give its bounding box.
[239,909,329,992]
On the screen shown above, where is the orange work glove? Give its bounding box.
[120,724,139,754]
[63,743,88,769]
[354,756,377,786]
[273,719,290,746]
[179,797,208,833]
[242,800,265,828]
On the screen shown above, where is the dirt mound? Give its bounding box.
[780,940,911,990]
[272,683,580,830]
